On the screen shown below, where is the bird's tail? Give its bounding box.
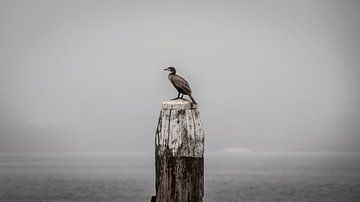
[189,95,197,105]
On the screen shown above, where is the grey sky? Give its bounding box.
[0,0,359,152]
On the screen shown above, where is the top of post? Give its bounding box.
[162,99,197,110]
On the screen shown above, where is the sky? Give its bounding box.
[0,0,359,152]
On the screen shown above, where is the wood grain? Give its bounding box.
[154,99,204,202]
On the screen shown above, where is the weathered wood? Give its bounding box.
[154,99,204,202]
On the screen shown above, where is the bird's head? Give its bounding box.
[164,66,176,73]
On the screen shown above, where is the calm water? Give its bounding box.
[0,152,359,202]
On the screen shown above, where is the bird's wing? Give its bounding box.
[170,75,192,94]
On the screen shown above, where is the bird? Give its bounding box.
[164,66,197,104]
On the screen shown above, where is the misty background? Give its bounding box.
[0,0,359,153]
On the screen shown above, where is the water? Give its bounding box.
[0,152,359,202]
[205,152,360,202]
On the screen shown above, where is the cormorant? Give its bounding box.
[164,66,197,104]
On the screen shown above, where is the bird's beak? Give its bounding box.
[163,68,168,71]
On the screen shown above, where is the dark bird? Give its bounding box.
[164,67,197,104]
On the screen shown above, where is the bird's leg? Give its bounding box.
[180,94,184,99]
[171,92,180,100]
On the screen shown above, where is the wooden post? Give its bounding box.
[154,99,204,202]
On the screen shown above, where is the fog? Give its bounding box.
[0,0,359,152]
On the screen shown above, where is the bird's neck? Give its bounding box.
[169,72,176,75]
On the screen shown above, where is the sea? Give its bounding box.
[0,151,359,202]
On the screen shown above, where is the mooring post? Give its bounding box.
[153,99,204,202]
